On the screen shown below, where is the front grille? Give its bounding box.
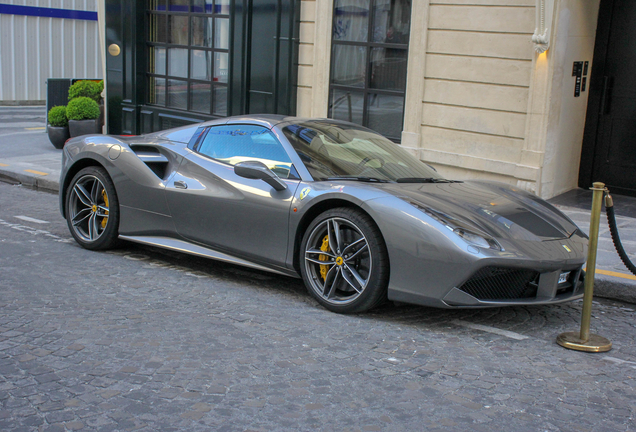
[458,267,540,300]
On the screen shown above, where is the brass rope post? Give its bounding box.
[556,182,612,352]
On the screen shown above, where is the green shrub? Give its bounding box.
[68,80,102,102]
[66,97,100,121]
[48,106,68,127]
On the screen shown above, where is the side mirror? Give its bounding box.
[234,161,288,191]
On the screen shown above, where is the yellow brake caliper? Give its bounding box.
[319,235,330,281]
[101,189,109,229]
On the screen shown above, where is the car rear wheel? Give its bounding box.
[300,207,389,313]
[66,166,120,250]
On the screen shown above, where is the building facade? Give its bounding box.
[296,0,609,198]
[103,0,299,134]
[101,0,635,198]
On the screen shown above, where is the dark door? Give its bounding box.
[245,0,298,114]
[164,124,300,268]
[581,0,636,196]
[104,0,142,135]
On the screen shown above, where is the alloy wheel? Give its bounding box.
[69,174,110,242]
[304,217,372,305]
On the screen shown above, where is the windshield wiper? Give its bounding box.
[325,176,392,183]
[395,177,461,183]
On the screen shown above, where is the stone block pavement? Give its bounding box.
[0,182,635,431]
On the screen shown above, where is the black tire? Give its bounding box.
[65,166,120,250]
[300,207,389,313]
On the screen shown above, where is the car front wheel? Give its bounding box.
[65,166,120,250]
[300,207,389,313]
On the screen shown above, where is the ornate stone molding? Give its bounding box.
[532,0,555,53]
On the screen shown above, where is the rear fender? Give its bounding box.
[60,136,181,218]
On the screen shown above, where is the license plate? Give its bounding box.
[558,272,570,284]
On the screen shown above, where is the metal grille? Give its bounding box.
[458,267,540,300]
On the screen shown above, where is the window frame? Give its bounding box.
[328,0,411,142]
[146,1,230,116]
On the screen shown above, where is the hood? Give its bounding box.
[376,181,579,241]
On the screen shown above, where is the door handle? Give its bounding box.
[108,44,121,57]
[174,180,188,189]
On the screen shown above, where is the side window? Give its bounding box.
[197,125,295,179]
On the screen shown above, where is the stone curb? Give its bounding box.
[0,167,59,193]
[594,277,636,305]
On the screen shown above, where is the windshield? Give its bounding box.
[282,121,445,182]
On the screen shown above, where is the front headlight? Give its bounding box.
[404,198,502,251]
[453,228,501,250]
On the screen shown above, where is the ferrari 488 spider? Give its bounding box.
[60,115,587,313]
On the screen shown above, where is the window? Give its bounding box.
[329,0,411,141]
[197,125,296,179]
[147,0,229,116]
[282,120,442,181]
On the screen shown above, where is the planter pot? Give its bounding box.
[69,119,101,138]
[47,125,70,149]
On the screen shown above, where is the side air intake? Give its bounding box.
[130,145,169,179]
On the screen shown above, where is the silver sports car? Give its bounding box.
[59,115,587,313]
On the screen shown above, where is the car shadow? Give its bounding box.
[111,240,588,341]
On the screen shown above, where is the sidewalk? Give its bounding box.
[0,106,60,192]
[1,106,635,303]
[549,190,636,304]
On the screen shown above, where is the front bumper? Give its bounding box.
[441,265,584,307]
[365,197,588,309]
[385,233,587,308]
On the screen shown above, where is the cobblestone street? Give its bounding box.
[0,183,635,431]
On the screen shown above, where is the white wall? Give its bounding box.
[417,0,537,187]
[540,0,601,197]
[0,0,103,103]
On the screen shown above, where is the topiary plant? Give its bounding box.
[48,106,68,127]
[66,97,101,120]
[68,80,102,102]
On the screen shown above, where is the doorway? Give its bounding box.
[104,0,299,135]
[580,0,636,196]
[245,0,298,115]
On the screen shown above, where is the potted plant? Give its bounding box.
[66,96,101,137]
[69,80,105,131]
[47,106,69,149]
[68,80,102,102]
